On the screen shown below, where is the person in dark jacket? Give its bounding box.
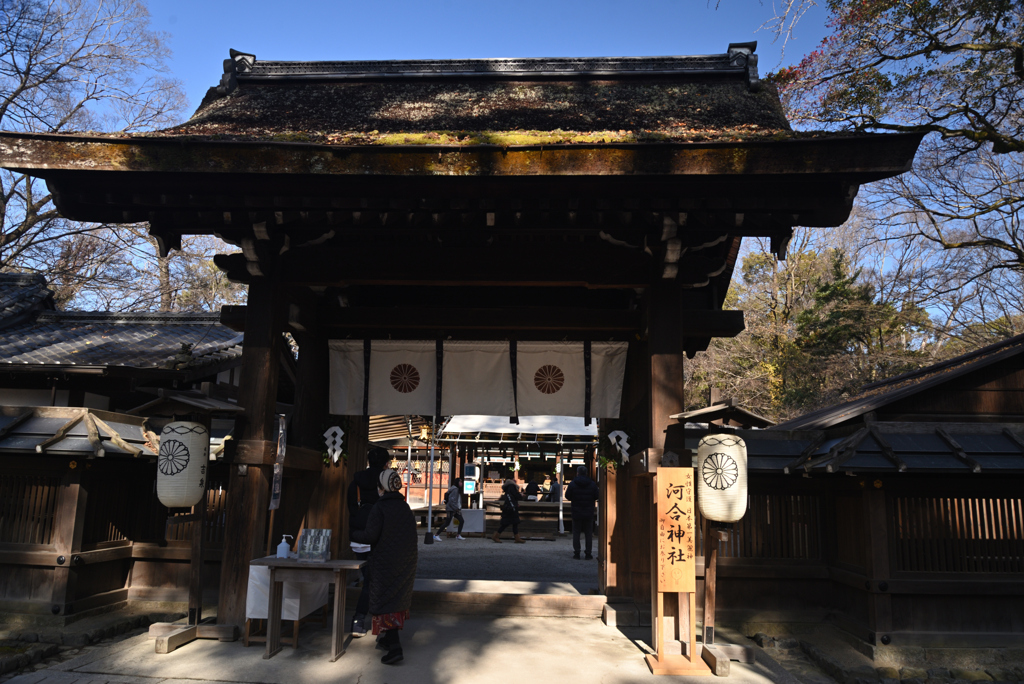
[346,446,390,637]
[350,468,418,665]
[492,479,525,544]
[523,476,541,500]
[565,465,599,560]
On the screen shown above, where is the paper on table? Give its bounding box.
[245,562,329,621]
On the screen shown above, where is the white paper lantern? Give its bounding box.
[157,421,209,508]
[697,433,747,523]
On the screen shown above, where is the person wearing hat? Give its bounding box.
[350,468,418,665]
[565,465,599,560]
[492,479,525,544]
[346,446,390,637]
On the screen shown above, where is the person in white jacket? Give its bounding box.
[434,477,466,540]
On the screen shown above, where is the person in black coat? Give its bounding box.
[492,479,525,544]
[523,476,541,500]
[350,468,417,665]
[565,465,599,560]
[346,446,389,637]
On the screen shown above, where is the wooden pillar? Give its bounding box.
[51,467,87,616]
[305,416,368,560]
[273,324,331,548]
[217,277,283,627]
[600,338,650,602]
[647,281,685,456]
[646,281,686,645]
[290,325,329,450]
[864,488,893,644]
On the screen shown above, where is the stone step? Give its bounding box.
[346,580,606,618]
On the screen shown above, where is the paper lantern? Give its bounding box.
[157,421,209,508]
[697,433,747,523]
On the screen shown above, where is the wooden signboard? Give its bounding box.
[646,467,710,676]
[656,469,696,593]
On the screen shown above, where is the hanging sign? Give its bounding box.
[269,414,287,511]
[656,467,696,593]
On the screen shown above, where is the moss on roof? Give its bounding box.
[154,79,793,145]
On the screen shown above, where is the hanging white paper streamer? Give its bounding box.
[607,430,631,463]
[324,426,345,464]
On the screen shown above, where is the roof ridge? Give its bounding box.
[860,331,1024,391]
[216,43,762,95]
[38,311,223,323]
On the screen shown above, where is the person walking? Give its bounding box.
[435,477,466,540]
[565,465,599,560]
[346,446,390,637]
[350,469,418,665]
[492,479,525,543]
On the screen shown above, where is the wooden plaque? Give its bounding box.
[656,467,696,593]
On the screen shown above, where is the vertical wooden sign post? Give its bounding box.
[646,467,711,675]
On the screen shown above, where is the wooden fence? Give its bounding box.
[892,495,1024,573]
[0,473,60,546]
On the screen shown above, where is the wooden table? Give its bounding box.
[249,557,365,662]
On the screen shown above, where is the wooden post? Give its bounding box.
[703,523,717,645]
[864,487,893,644]
[51,467,87,617]
[189,484,207,625]
[218,277,283,627]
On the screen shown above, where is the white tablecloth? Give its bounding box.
[245,557,329,621]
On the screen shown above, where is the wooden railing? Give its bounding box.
[892,496,1024,573]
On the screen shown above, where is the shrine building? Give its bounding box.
[0,43,924,647]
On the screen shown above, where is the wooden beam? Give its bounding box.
[868,426,908,473]
[783,431,826,474]
[0,410,35,441]
[216,241,657,288]
[90,414,144,457]
[936,428,982,473]
[322,307,643,333]
[35,414,84,453]
[155,625,198,654]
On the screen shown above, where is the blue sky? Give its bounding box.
[144,0,831,113]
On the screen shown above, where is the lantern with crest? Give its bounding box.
[157,421,209,508]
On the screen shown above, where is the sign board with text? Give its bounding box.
[656,467,696,593]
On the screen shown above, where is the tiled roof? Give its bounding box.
[0,273,54,328]
[678,423,1024,474]
[772,333,1024,431]
[0,407,157,457]
[0,311,242,371]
